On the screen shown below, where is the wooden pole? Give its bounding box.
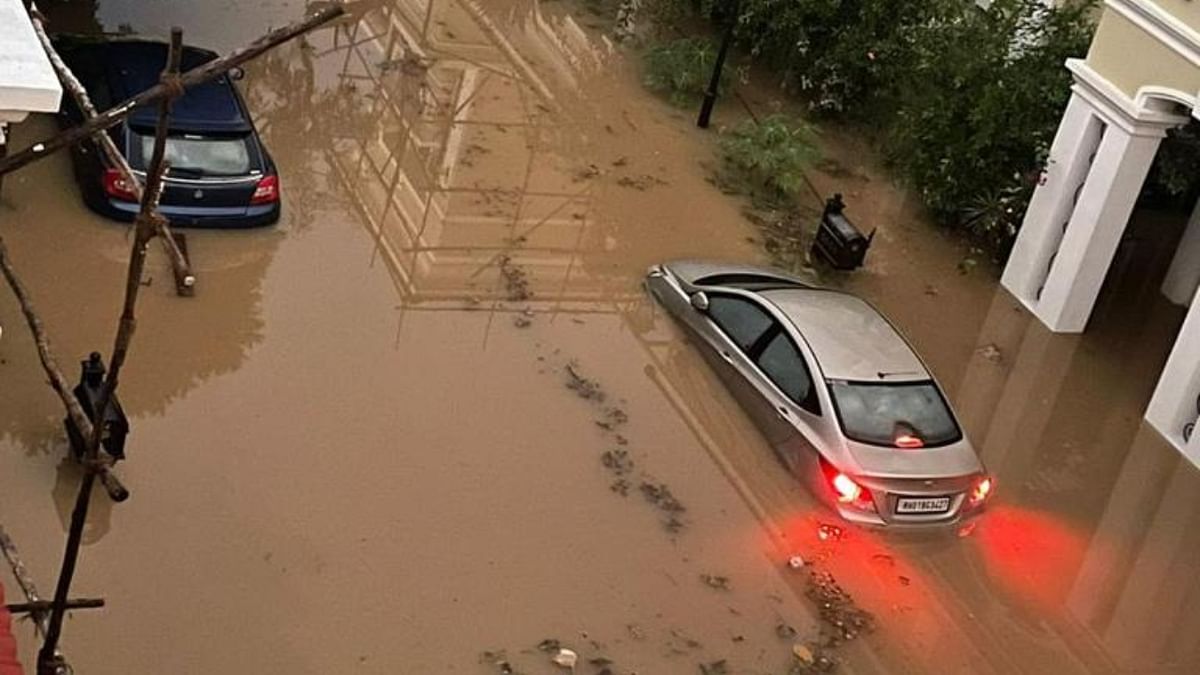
[27,2,195,293]
[6,599,105,615]
[36,29,183,674]
[0,236,127,501]
[0,4,346,178]
[0,527,73,672]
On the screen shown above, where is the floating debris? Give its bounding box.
[700,659,728,675]
[616,174,667,191]
[551,648,578,669]
[537,638,561,653]
[806,570,875,643]
[700,574,731,591]
[601,449,634,475]
[479,649,518,674]
[788,555,807,569]
[975,343,1003,363]
[566,363,605,401]
[816,523,844,542]
[498,255,532,301]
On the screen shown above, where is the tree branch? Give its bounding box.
[0,4,346,178]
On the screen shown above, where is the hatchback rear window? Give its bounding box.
[828,380,961,447]
[133,131,253,177]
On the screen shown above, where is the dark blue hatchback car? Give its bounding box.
[54,36,280,228]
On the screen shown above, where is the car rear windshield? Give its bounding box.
[828,380,962,447]
[133,131,253,177]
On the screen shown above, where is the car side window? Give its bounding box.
[756,331,821,415]
[706,295,774,352]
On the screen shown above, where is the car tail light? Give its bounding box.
[102,168,137,202]
[819,456,876,512]
[250,174,279,205]
[832,473,861,503]
[968,476,993,506]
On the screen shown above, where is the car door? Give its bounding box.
[750,329,824,459]
[645,274,769,382]
[694,294,792,435]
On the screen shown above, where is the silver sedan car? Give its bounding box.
[646,260,992,527]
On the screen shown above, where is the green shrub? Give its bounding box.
[642,37,730,106]
[720,114,820,199]
[736,0,960,116]
[885,0,1096,252]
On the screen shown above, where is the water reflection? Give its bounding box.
[239,0,638,349]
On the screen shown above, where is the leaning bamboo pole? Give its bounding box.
[27,2,195,293]
[35,31,183,674]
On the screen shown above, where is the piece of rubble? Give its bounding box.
[551,648,578,669]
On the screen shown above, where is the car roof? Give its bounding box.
[92,39,251,134]
[759,289,930,382]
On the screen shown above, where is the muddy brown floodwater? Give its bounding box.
[0,1,1198,674]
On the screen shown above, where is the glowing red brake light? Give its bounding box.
[894,433,924,449]
[250,174,279,205]
[832,473,861,503]
[102,168,138,202]
[969,476,993,506]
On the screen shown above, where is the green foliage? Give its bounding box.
[735,0,959,115]
[641,0,1098,257]
[642,37,728,106]
[884,0,1095,251]
[720,115,820,199]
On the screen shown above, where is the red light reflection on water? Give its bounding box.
[970,504,1090,612]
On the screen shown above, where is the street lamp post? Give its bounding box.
[697,0,740,129]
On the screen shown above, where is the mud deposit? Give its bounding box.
[0,1,1198,674]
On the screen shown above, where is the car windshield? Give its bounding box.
[134,132,252,176]
[828,380,961,447]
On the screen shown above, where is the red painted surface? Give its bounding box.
[0,582,24,675]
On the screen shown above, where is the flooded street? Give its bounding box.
[1,1,1199,673]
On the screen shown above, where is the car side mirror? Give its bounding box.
[690,292,710,312]
[228,66,246,81]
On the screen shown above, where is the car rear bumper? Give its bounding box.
[91,196,280,229]
[835,472,990,529]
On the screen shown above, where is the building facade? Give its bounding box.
[1003,0,1200,465]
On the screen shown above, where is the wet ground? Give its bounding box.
[1,0,1199,673]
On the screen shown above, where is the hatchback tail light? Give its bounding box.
[250,174,279,205]
[102,168,138,202]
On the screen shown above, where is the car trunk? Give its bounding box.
[126,125,264,211]
[845,438,984,479]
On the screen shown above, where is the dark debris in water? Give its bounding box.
[566,363,605,401]
[806,570,875,643]
[700,573,731,591]
[498,254,532,301]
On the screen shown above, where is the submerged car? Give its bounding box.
[54,36,280,228]
[646,260,992,527]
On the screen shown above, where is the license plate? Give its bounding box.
[896,496,951,514]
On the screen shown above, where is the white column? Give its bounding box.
[1162,198,1200,306]
[1033,124,1164,332]
[1146,284,1200,466]
[1002,93,1106,305]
